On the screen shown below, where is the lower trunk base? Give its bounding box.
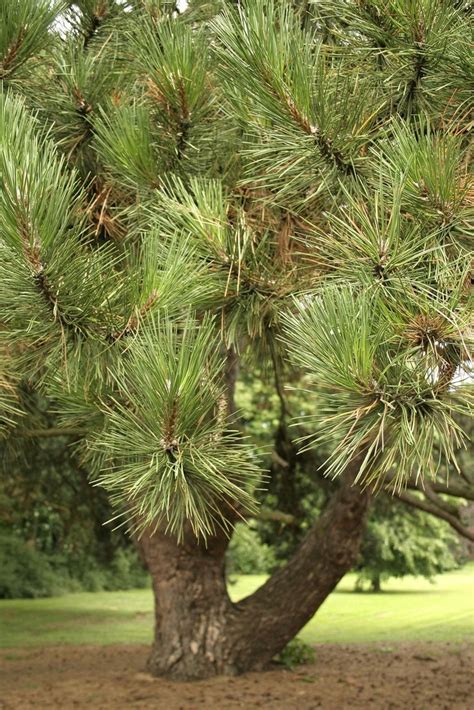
[141,527,241,680]
[141,465,370,681]
[146,644,241,681]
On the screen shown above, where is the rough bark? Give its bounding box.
[140,457,371,680]
[141,526,237,680]
[230,460,371,671]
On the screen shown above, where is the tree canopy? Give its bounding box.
[0,0,472,539]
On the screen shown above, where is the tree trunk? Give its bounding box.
[140,526,238,680]
[140,459,371,680]
[371,574,382,592]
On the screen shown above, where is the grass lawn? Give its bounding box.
[1,565,473,649]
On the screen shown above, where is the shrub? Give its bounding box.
[0,531,149,598]
[274,638,316,669]
[103,548,150,591]
[226,522,277,575]
[0,532,72,598]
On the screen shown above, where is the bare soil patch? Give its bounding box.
[0,642,472,709]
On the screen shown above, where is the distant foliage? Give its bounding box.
[0,390,149,598]
[0,530,148,599]
[226,522,277,575]
[355,499,461,591]
[0,532,70,598]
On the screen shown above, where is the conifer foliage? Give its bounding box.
[0,0,472,545]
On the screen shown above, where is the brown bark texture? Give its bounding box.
[140,459,371,680]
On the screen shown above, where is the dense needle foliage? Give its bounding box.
[0,0,472,541]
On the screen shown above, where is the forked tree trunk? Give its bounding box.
[140,461,371,680]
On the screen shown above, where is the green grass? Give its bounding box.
[1,566,473,649]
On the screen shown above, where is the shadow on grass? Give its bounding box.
[335,589,440,596]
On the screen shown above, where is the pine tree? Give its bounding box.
[1,0,472,679]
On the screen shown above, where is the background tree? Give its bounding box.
[0,0,472,680]
[354,498,461,592]
[0,387,149,597]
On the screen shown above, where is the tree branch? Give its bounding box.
[230,454,371,669]
[423,483,464,518]
[268,335,289,420]
[255,508,298,526]
[394,490,474,542]
[426,479,474,501]
[10,428,88,438]
[387,470,474,501]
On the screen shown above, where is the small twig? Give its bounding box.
[11,428,89,438]
[254,508,298,526]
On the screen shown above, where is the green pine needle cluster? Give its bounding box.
[0,0,472,539]
[283,288,471,489]
[90,316,262,540]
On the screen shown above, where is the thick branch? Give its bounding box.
[230,455,371,670]
[429,478,474,500]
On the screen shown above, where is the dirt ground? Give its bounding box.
[0,642,472,710]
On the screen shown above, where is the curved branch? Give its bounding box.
[394,490,474,542]
[427,479,474,501]
[387,470,474,501]
[229,454,371,670]
[458,466,473,486]
[423,483,463,517]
